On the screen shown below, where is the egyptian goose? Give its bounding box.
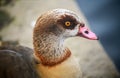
[0,9,98,78]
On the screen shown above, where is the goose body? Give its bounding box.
[36,55,81,78]
[0,46,39,78]
[0,9,98,78]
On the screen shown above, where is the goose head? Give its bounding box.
[34,9,98,40]
[33,9,98,66]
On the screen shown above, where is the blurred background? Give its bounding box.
[0,0,120,78]
[76,0,120,73]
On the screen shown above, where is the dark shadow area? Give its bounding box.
[0,10,14,30]
[76,0,120,72]
[0,0,17,30]
[0,0,13,6]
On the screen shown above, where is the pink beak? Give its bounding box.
[77,26,98,40]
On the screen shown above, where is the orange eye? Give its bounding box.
[65,21,71,26]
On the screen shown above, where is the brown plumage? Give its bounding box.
[0,9,98,78]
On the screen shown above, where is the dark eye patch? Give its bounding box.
[57,14,78,30]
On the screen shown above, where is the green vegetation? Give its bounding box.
[0,10,14,30]
[0,0,13,6]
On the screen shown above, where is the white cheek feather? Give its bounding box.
[63,25,79,37]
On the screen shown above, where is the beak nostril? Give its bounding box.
[84,31,89,34]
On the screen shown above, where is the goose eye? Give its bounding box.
[65,21,71,26]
